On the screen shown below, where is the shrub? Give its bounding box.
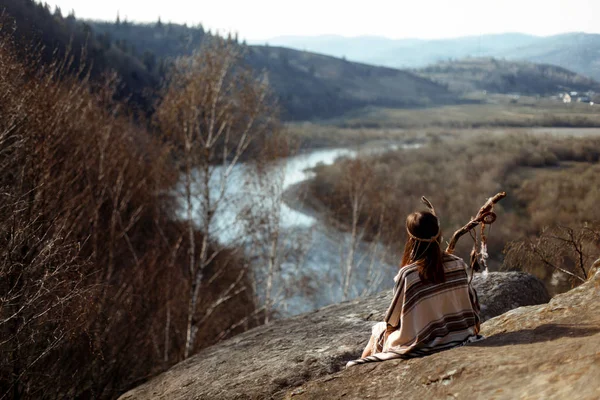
[0,29,256,399]
[305,133,600,281]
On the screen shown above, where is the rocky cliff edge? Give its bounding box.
[118,271,600,399]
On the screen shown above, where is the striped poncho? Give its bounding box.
[347,253,481,367]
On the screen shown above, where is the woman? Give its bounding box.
[346,210,481,368]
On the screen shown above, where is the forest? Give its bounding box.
[0,7,289,397]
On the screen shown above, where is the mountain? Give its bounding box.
[0,2,457,121]
[262,33,600,82]
[0,0,158,108]
[245,46,457,120]
[499,32,600,83]
[417,57,600,95]
[376,33,542,68]
[262,33,541,68]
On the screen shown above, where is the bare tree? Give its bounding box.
[155,38,277,358]
[240,134,316,323]
[504,223,600,290]
[1,23,264,398]
[329,156,393,301]
[340,158,374,299]
[244,141,287,323]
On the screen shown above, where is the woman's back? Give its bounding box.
[383,253,480,356]
[347,210,481,367]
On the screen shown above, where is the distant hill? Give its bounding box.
[376,33,542,68]
[417,58,600,95]
[89,22,463,119]
[262,33,541,68]
[0,0,157,108]
[245,46,457,119]
[498,33,600,83]
[262,33,600,82]
[0,2,458,120]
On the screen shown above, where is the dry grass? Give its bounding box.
[305,132,600,289]
[324,99,600,130]
[286,122,428,149]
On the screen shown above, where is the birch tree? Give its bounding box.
[240,135,315,323]
[155,38,277,358]
[339,157,389,300]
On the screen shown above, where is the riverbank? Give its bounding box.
[289,124,600,153]
[282,181,346,232]
[297,130,600,295]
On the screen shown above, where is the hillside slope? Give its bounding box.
[88,23,461,119]
[264,33,540,68]
[501,32,600,82]
[118,272,553,399]
[246,46,457,120]
[264,32,600,82]
[417,57,600,95]
[0,0,157,108]
[0,2,457,120]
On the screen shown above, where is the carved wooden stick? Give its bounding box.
[446,192,507,254]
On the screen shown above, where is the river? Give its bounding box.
[187,127,600,316]
[200,142,419,316]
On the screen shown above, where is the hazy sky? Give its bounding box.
[46,0,600,41]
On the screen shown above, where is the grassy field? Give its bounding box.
[286,96,600,150]
[317,96,600,130]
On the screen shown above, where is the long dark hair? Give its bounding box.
[401,211,445,284]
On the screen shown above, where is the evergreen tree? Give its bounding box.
[143,51,156,72]
[98,32,111,50]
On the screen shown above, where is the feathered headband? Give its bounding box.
[406,196,441,243]
[406,228,441,243]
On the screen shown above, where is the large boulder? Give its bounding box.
[119,271,553,400]
[471,271,550,321]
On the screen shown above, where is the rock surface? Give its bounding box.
[295,270,600,400]
[470,271,550,322]
[119,272,553,400]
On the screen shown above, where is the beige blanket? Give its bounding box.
[347,254,481,367]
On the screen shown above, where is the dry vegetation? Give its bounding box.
[417,57,600,95]
[0,31,266,398]
[327,99,600,130]
[154,38,278,358]
[306,131,600,292]
[286,122,426,149]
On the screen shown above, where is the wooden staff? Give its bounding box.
[421,192,507,253]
